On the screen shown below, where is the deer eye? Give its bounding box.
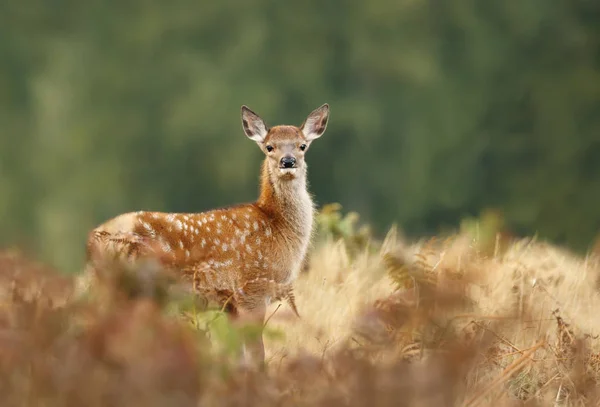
[299,144,307,151]
[266,145,274,152]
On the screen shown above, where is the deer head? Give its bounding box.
[241,104,329,181]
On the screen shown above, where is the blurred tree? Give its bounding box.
[0,0,598,271]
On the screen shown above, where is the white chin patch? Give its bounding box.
[279,168,297,176]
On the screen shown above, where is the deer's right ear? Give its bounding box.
[241,106,268,143]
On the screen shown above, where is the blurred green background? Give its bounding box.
[1,1,599,272]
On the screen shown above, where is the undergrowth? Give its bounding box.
[1,207,600,406]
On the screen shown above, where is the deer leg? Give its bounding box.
[231,303,266,368]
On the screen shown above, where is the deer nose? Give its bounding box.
[280,156,296,168]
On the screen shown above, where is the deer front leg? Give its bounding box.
[234,303,266,368]
[188,264,266,366]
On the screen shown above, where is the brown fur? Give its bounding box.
[84,104,330,364]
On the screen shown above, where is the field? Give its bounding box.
[1,206,600,406]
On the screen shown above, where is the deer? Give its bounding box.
[83,103,330,365]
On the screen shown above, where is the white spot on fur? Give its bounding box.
[166,214,176,222]
[185,250,190,258]
[206,226,211,232]
[201,239,206,248]
[256,237,261,245]
[179,241,184,249]
[214,238,221,245]
[221,215,227,220]
[265,228,272,237]
[174,220,183,230]
[244,213,250,219]
[141,221,155,236]
[253,221,258,231]
[222,243,228,251]
[161,240,171,252]
[224,259,233,266]
[232,213,237,220]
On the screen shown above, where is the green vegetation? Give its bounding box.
[2,1,599,272]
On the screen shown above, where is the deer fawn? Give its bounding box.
[84,104,330,364]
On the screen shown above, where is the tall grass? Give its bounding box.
[1,206,600,406]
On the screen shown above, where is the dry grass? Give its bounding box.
[2,218,600,406]
[264,237,393,361]
[264,228,600,405]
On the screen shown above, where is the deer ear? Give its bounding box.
[300,103,329,141]
[241,105,268,143]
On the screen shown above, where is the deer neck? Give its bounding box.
[256,160,314,242]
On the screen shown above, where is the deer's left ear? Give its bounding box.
[300,103,329,141]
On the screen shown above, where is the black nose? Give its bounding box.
[280,156,296,168]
